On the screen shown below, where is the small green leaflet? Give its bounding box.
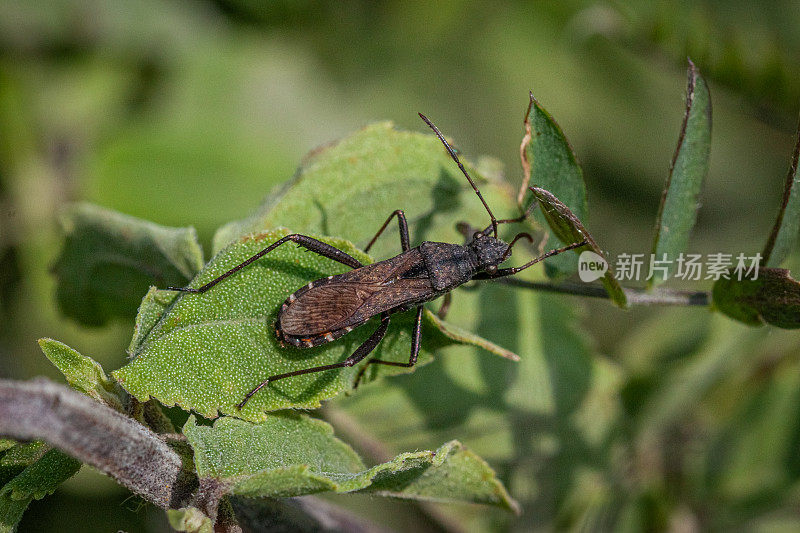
[520,93,588,277]
[531,187,626,307]
[762,115,800,267]
[649,60,712,287]
[38,338,124,411]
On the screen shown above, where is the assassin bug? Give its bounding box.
[168,113,587,409]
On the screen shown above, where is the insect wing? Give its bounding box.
[280,282,381,335]
[280,249,433,336]
[340,277,432,327]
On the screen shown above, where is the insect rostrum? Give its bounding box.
[168,113,586,409]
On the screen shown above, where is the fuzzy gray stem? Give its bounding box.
[0,378,195,509]
[498,279,710,306]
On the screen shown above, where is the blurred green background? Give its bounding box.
[1,1,799,531]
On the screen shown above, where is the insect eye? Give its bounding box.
[473,231,483,239]
[486,265,497,274]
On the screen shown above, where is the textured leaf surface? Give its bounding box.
[38,338,123,411]
[763,116,800,267]
[0,443,47,489]
[531,187,627,307]
[114,229,490,419]
[0,449,80,533]
[52,203,204,326]
[183,414,518,512]
[650,60,712,286]
[520,93,588,276]
[713,268,800,328]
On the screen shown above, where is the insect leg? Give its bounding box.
[473,239,588,279]
[436,293,452,319]
[237,313,391,409]
[353,306,423,389]
[168,234,364,294]
[494,197,540,226]
[364,210,410,253]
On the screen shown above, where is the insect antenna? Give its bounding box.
[499,232,534,263]
[419,113,499,238]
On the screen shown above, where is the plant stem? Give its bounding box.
[0,378,195,509]
[498,278,710,306]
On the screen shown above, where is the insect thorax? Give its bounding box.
[419,242,478,291]
[469,235,509,270]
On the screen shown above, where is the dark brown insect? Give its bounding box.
[169,113,586,408]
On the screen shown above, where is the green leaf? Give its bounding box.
[0,443,47,488]
[117,121,527,419]
[520,93,588,277]
[762,115,800,267]
[37,338,123,411]
[530,187,627,307]
[0,449,81,533]
[211,121,517,258]
[713,268,800,329]
[114,229,500,419]
[52,202,204,326]
[183,414,518,512]
[0,443,47,469]
[167,507,214,533]
[332,282,532,458]
[0,450,80,501]
[649,60,712,287]
[507,292,623,526]
[0,495,26,533]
